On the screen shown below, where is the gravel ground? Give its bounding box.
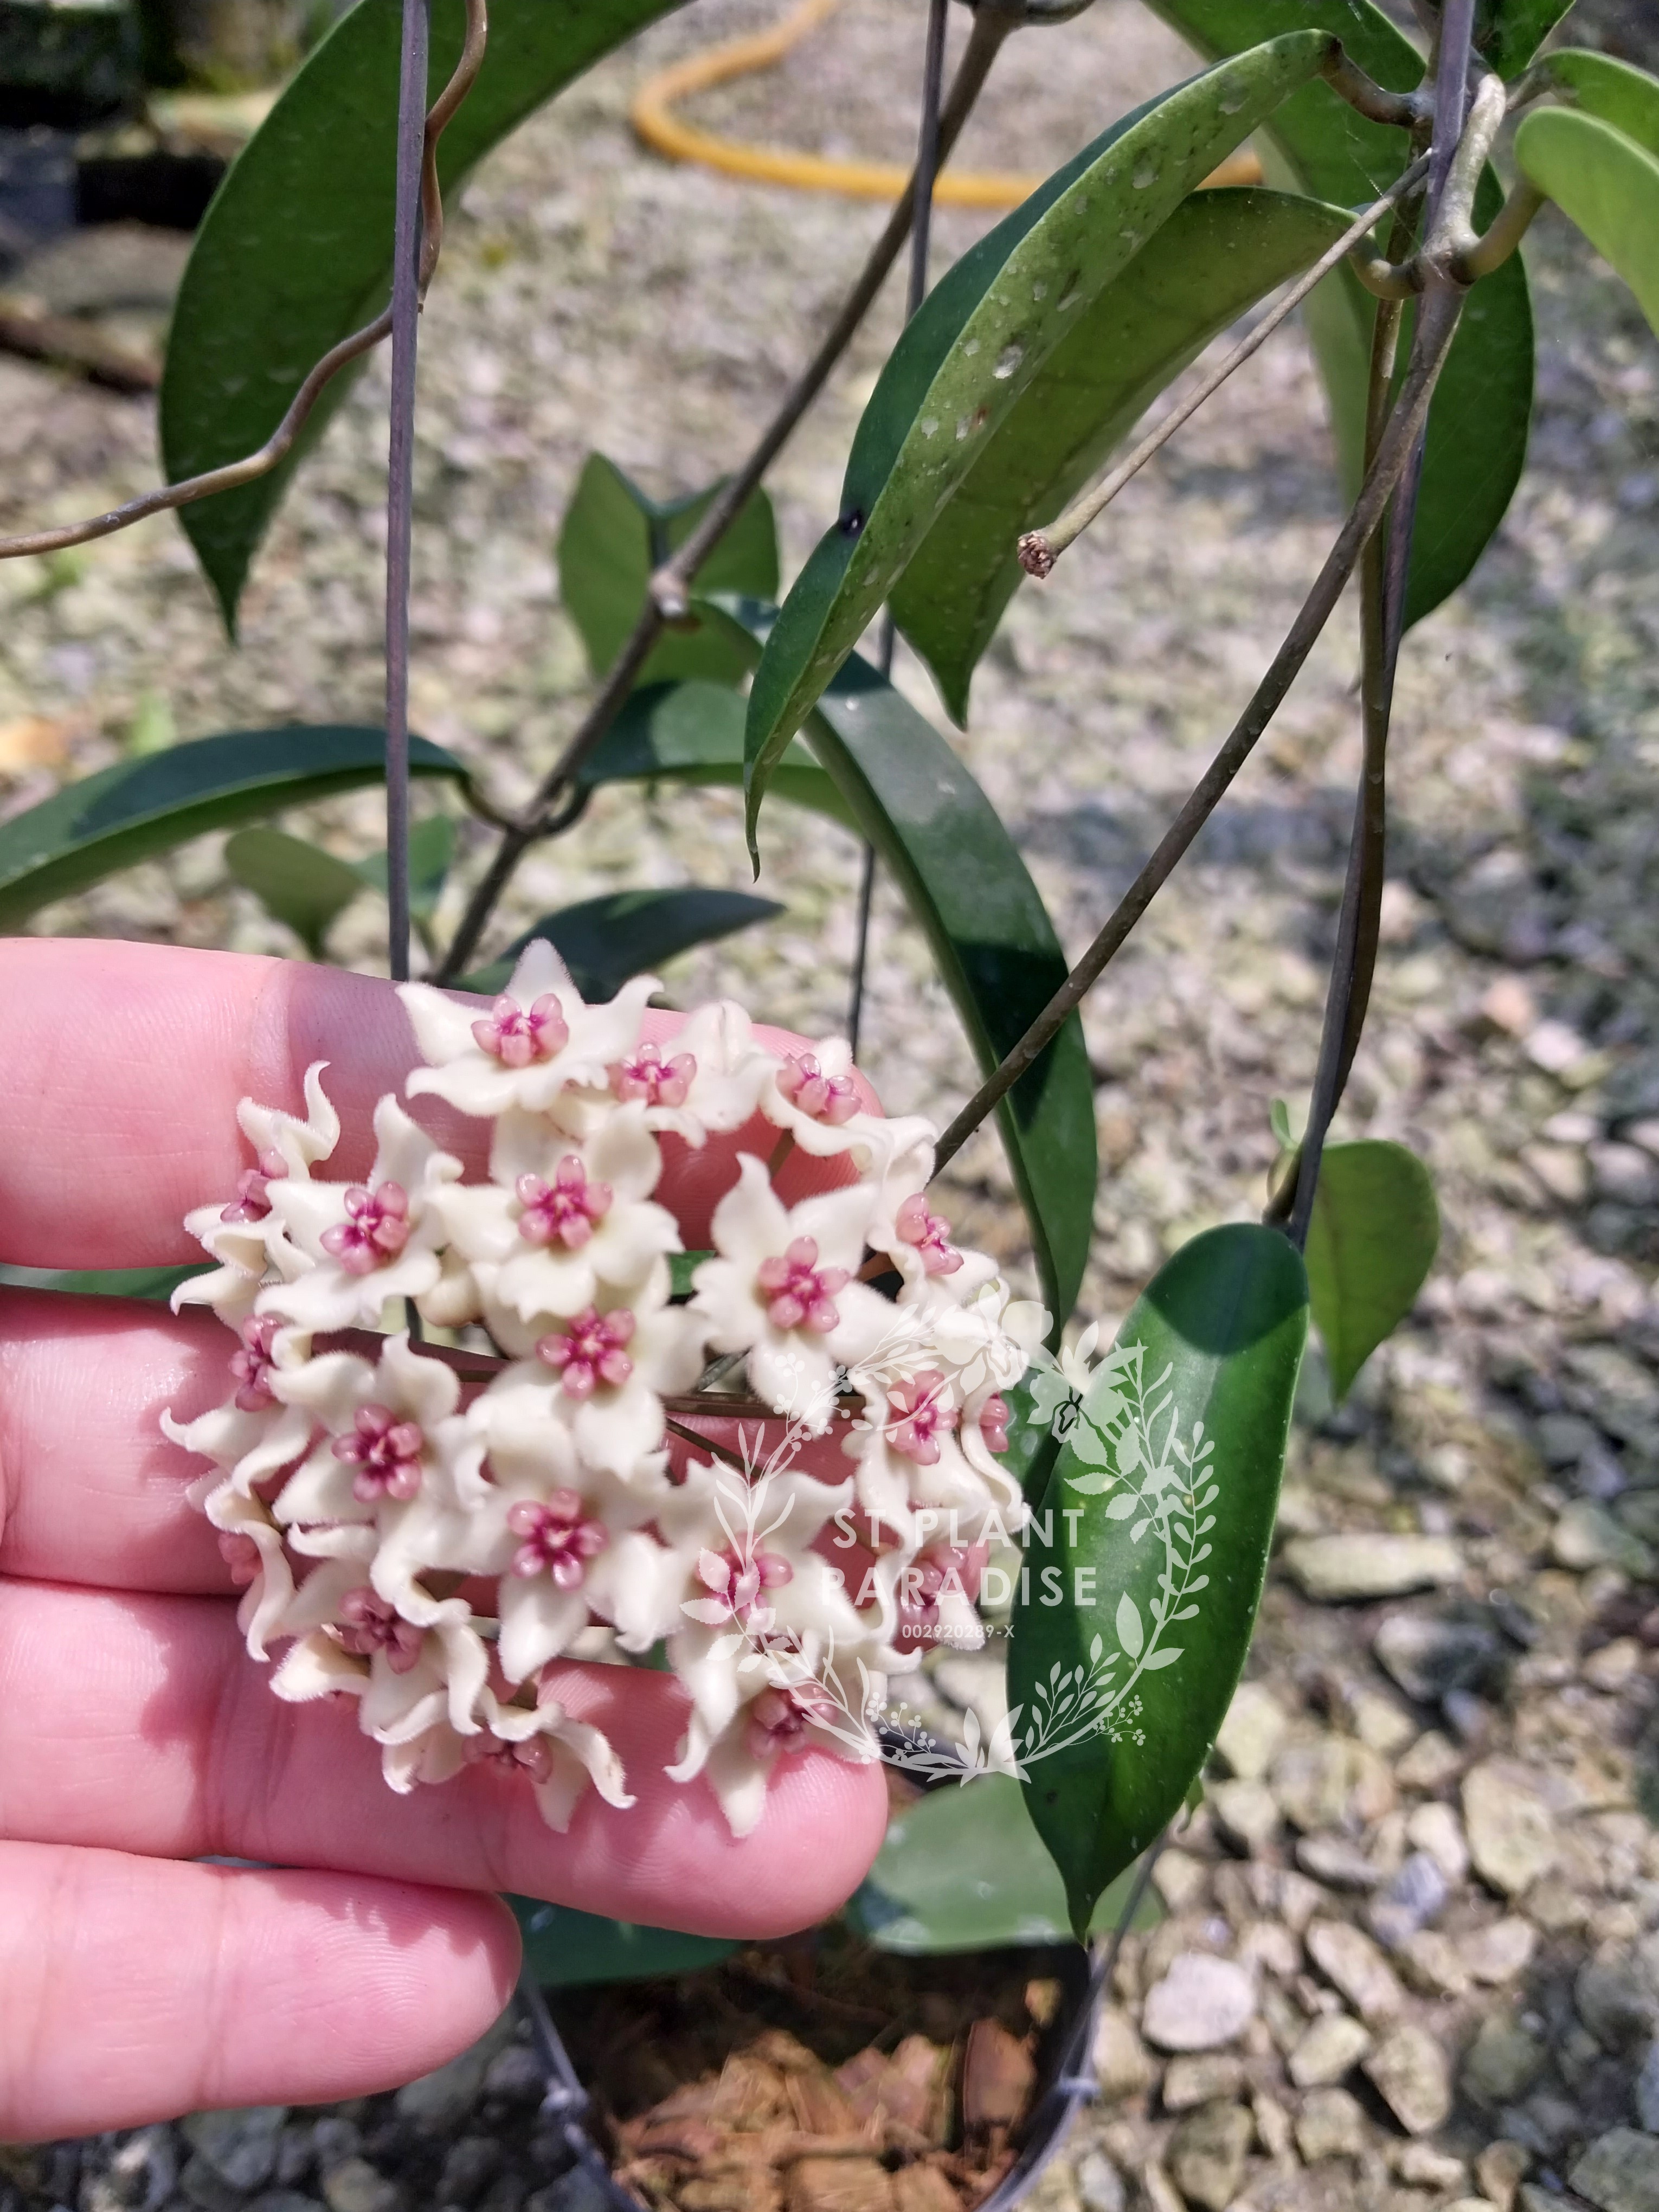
[5,0,1659,2207]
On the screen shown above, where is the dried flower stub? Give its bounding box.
[167,943,1041,1838]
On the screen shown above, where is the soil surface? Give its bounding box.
[7,2,1659,2209]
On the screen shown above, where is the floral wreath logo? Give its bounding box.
[679,1330,1220,1786]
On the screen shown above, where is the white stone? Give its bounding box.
[1213,1681,1287,1780]
[1140,1952,1257,2053]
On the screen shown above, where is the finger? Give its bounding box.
[0,1841,519,2142]
[0,939,877,1268]
[0,1291,229,1592]
[0,1579,890,1935]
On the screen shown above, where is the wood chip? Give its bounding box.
[786,2159,895,2212]
[960,2022,1036,2134]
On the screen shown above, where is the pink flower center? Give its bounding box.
[221,1148,288,1225]
[609,1043,696,1108]
[507,1490,609,1588]
[776,1053,859,1127]
[698,1543,794,1626]
[229,1314,281,1411]
[465,1731,554,1784]
[536,1307,635,1398]
[894,1193,963,1276]
[332,1404,425,1502]
[471,992,569,1069]
[320,1181,411,1275]
[745,1683,835,1760]
[218,1532,262,1588]
[979,1393,1012,1455]
[756,1236,848,1333]
[886,1371,959,1465]
[337,1586,425,1673]
[516,1158,612,1249]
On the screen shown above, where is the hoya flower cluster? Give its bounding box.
[166,943,1039,1837]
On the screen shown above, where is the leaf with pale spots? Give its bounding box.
[741,29,1337,847]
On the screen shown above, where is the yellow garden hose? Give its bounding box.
[630,0,1264,209]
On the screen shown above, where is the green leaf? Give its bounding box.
[578,679,858,832]
[846,1774,1162,1953]
[1542,49,1659,156]
[507,1897,739,1989]
[1304,1139,1438,1401]
[1000,1373,1065,1507]
[224,827,365,957]
[0,1263,206,1301]
[895,188,1354,725]
[1149,0,1534,633]
[0,726,470,930]
[557,454,779,689]
[1482,0,1576,79]
[162,0,683,628]
[742,30,1336,835]
[668,1250,714,1300]
[711,597,1097,1327]
[353,814,456,935]
[459,886,784,1002]
[1516,108,1659,338]
[1009,1225,1307,1934]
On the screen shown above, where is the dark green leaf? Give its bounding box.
[557,453,779,689]
[1305,1139,1439,1401]
[1009,1225,1307,1934]
[1001,1374,1065,1507]
[0,726,469,930]
[711,597,1097,1327]
[1149,0,1534,633]
[459,886,784,1002]
[162,0,683,627]
[1542,50,1659,156]
[847,1775,1162,1953]
[895,188,1354,725]
[1516,108,1659,338]
[1482,0,1576,79]
[353,814,455,932]
[224,826,365,956]
[578,679,857,831]
[0,1263,206,1301]
[508,1897,739,1989]
[742,30,1336,838]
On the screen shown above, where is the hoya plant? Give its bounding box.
[1,0,1653,1970]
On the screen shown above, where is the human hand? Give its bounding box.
[0,938,888,2142]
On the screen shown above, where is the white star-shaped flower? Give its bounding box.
[400,940,660,1120]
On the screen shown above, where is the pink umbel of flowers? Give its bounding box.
[165,939,1040,1839]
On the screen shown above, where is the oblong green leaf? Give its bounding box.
[1542,50,1659,156]
[509,1897,739,1989]
[1483,0,1576,80]
[712,597,1096,1327]
[847,1775,1162,1954]
[162,0,683,627]
[1009,1225,1307,1934]
[578,679,857,831]
[0,1263,205,1301]
[1516,107,1659,338]
[1306,1139,1439,1401]
[558,453,779,689]
[224,826,366,956]
[893,188,1353,725]
[353,815,456,935]
[1149,0,1534,634]
[0,726,469,929]
[742,29,1336,840]
[459,886,784,1002]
